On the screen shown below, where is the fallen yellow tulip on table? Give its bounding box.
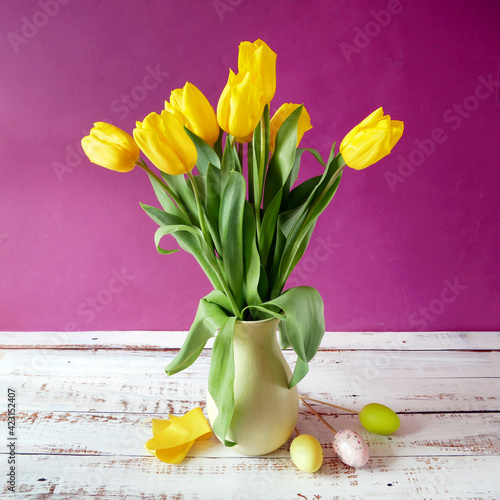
[145,407,213,464]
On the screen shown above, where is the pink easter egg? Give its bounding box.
[332,429,369,468]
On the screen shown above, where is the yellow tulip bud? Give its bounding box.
[217,70,264,143]
[238,39,277,106]
[133,110,197,175]
[339,107,404,170]
[81,122,139,172]
[165,82,220,146]
[270,103,313,152]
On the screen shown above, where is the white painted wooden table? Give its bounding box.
[1,331,499,499]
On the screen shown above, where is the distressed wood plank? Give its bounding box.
[2,349,498,413]
[1,331,498,499]
[3,347,499,379]
[3,455,499,499]
[0,411,497,458]
[2,330,499,350]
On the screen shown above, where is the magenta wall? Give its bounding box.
[1,0,499,332]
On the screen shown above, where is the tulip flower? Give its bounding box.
[165,82,220,146]
[270,103,313,152]
[238,39,277,106]
[217,70,264,143]
[339,107,404,170]
[144,408,213,464]
[81,122,140,172]
[133,110,197,175]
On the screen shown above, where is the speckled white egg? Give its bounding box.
[332,429,369,468]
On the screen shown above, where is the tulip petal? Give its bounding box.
[144,408,213,464]
[167,82,219,146]
[92,122,140,158]
[81,133,135,172]
[270,103,312,151]
[216,70,235,132]
[238,39,277,105]
[133,128,182,174]
[159,111,198,170]
[81,122,139,172]
[134,111,197,175]
[389,120,404,149]
[231,73,264,140]
[339,108,403,170]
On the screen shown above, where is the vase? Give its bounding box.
[206,317,299,456]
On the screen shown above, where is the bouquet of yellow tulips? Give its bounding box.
[82,39,403,444]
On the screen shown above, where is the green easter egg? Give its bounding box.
[359,403,400,435]
[290,434,323,473]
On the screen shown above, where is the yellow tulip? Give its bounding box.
[270,103,313,152]
[81,122,139,172]
[339,107,404,170]
[165,82,220,146]
[144,408,213,464]
[133,110,197,175]
[217,70,264,143]
[238,39,277,106]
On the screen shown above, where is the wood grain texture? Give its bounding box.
[2,330,500,350]
[0,331,498,499]
[5,455,500,499]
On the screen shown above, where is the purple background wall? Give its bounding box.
[1,0,499,332]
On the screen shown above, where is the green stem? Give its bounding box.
[187,171,211,247]
[187,171,241,319]
[137,160,191,222]
[302,162,345,229]
[247,142,255,206]
[271,162,345,298]
[254,114,268,242]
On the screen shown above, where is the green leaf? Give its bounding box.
[208,315,237,444]
[257,265,269,304]
[253,105,270,196]
[268,206,308,292]
[242,202,261,308]
[160,172,199,225]
[184,127,221,175]
[249,286,325,388]
[141,203,222,289]
[326,141,337,167]
[219,171,246,311]
[140,203,197,233]
[259,186,283,268]
[221,135,236,188]
[301,147,326,168]
[190,173,207,207]
[205,163,222,255]
[278,320,290,349]
[283,221,316,281]
[280,148,306,210]
[165,290,232,376]
[287,175,323,210]
[153,224,204,254]
[146,172,185,220]
[213,128,224,161]
[263,105,303,210]
[272,154,344,295]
